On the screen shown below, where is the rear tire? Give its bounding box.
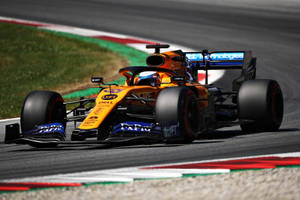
[238,79,283,132]
[21,91,66,133]
[156,87,199,143]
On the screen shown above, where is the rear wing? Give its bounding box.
[185,51,256,89]
[185,51,253,70]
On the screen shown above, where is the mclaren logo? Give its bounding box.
[102,94,118,100]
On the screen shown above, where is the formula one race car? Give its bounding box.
[5,44,284,147]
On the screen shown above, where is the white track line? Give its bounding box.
[139,152,300,169]
[1,168,228,183]
[1,152,299,183]
[0,117,20,123]
[40,26,129,38]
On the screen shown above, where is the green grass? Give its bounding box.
[0,23,127,119]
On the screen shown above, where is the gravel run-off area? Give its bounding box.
[1,168,299,200]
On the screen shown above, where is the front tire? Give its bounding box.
[21,91,66,133]
[238,79,283,132]
[155,87,199,143]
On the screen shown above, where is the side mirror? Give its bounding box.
[91,77,103,84]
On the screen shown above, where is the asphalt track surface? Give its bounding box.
[0,0,300,180]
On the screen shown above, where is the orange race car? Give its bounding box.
[5,44,284,147]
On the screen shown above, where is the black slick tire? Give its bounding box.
[21,91,66,133]
[238,79,283,132]
[155,87,199,143]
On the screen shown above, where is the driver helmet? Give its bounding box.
[136,71,160,86]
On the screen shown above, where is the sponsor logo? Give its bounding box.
[186,52,244,61]
[89,116,98,120]
[93,107,103,114]
[112,121,161,134]
[101,94,118,100]
[24,123,65,136]
[120,123,151,133]
[82,121,96,125]
[99,101,113,104]
[83,116,99,125]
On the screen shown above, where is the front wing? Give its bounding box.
[4,122,164,148]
